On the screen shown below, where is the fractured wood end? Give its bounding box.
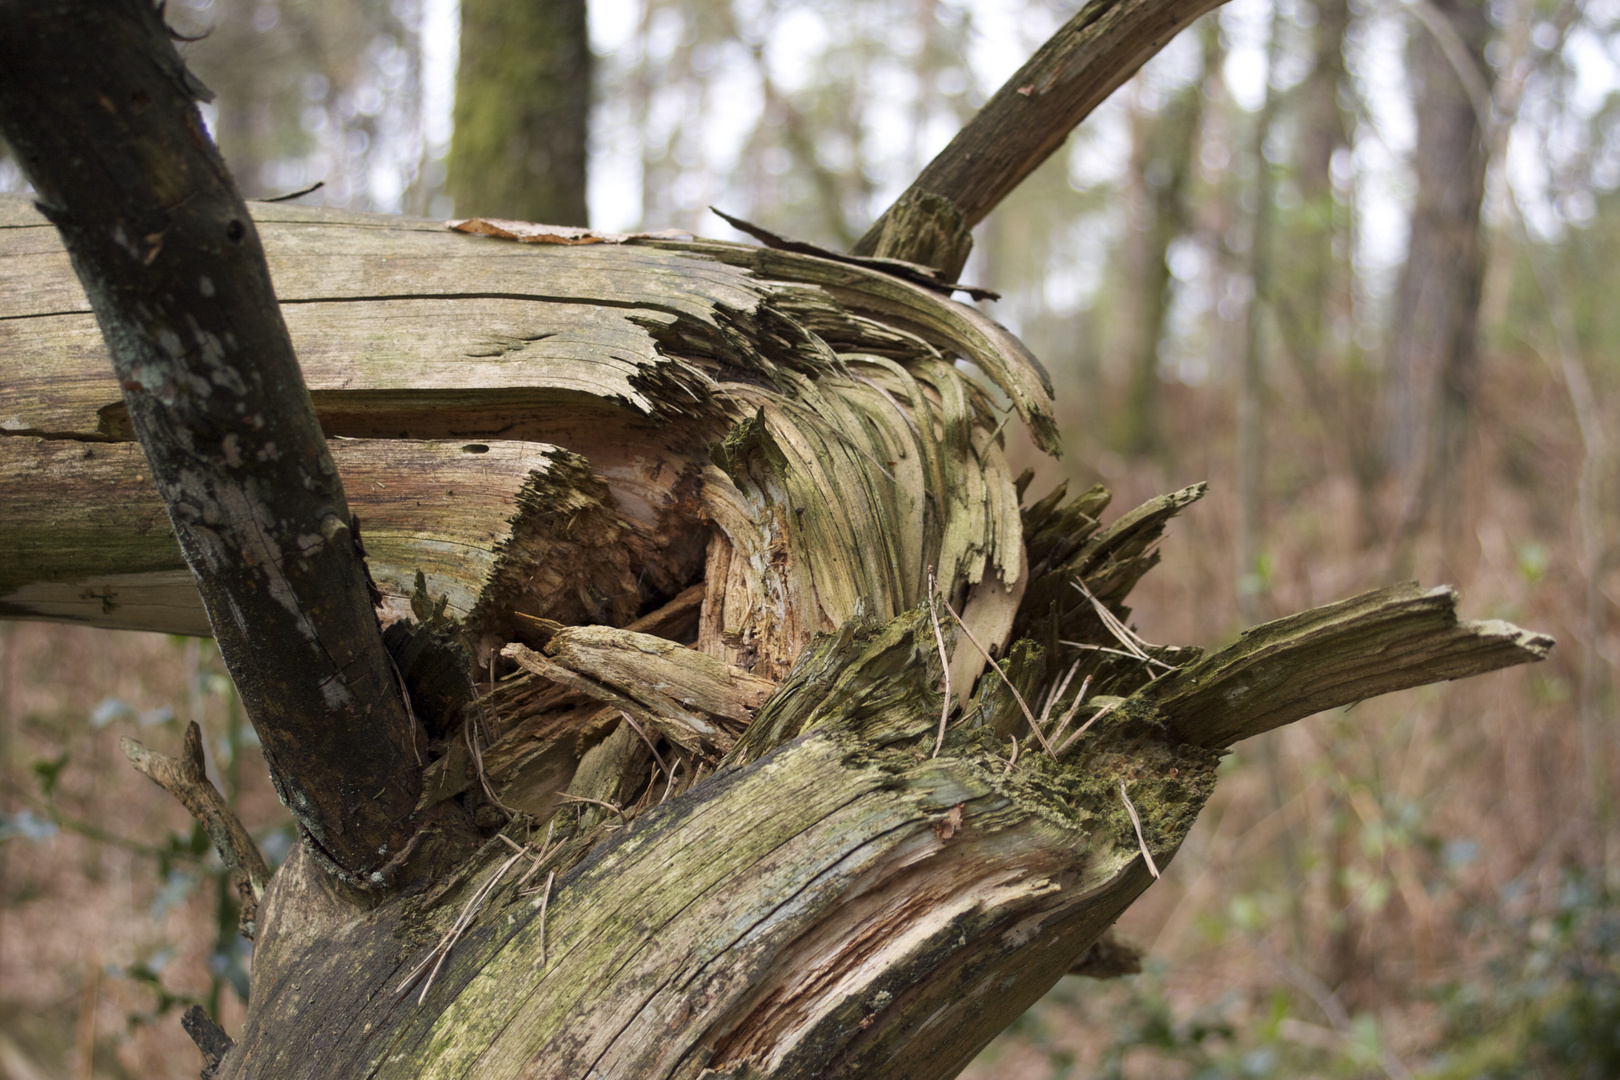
[1145,582,1555,750]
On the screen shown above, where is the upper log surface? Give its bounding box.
[2,194,1053,671]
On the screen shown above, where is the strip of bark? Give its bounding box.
[853,0,1227,275]
[0,0,468,884]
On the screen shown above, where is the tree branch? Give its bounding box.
[122,721,270,936]
[853,0,1227,276]
[1142,582,1555,749]
[0,0,468,884]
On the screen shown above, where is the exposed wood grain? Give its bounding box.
[1144,582,1557,748]
[0,436,575,634]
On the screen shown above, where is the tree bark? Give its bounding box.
[0,4,1554,1078]
[448,0,591,224]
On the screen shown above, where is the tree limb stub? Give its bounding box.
[1142,581,1557,749]
[854,0,1229,274]
[0,0,470,883]
[122,720,270,937]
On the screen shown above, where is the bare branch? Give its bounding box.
[122,721,270,936]
[1142,583,1554,749]
[854,0,1227,275]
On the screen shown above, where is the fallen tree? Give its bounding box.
[0,1,1551,1078]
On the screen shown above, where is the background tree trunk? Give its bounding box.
[1377,0,1492,551]
[447,0,591,224]
[1111,24,1210,459]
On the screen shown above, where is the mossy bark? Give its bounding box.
[447,0,590,224]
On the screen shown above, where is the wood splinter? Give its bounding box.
[121,721,270,938]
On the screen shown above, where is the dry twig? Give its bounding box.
[1070,579,1174,671]
[939,595,1055,756]
[397,848,526,1004]
[121,721,269,934]
[1118,779,1160,879]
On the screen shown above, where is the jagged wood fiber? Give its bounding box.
[0,192,1552,1080]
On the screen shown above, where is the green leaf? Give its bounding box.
[31,750,69,796]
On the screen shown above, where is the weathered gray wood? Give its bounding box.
[1,195,1047,679]
[1145,582,1556,748]
[214,577,1546,1080]
[0,435,578,633]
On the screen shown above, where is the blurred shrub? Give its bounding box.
[1433,871,1620,1080]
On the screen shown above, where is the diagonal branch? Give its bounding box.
[854,0,1227,277]
[0,0,471,885]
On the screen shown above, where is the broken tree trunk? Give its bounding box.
[0,192,1552,1079]
[0,1,1552,1076]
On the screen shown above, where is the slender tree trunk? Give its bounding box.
[1235,0,1282,627]
[1112,21,1211,459]
[448,0,591,224]
[1377,0,1491,553]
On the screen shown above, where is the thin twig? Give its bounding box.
[465,715,517,819]
[1071,579,1172,670]
[927,568,953,757]
[1118,779,1160,879]
[1059,639,1176,669]
[617,709,672,781]
[1050,674,1093,745]
[1039,659,1083,731]
[397,848,525,1003]
[532,870,556,970]
[659,758,683,804]
[514,821,558,896]
[556,793,629,824]
[1057,698,1120,755]
[385,652,424,766]
[939,595,1055,756]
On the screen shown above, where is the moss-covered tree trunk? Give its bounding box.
[0,2,1550,1078]
[447,0,590,224]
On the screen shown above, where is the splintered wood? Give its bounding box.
[0,193,1554,1080]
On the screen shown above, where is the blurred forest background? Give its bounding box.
[2,0,1617,1076]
